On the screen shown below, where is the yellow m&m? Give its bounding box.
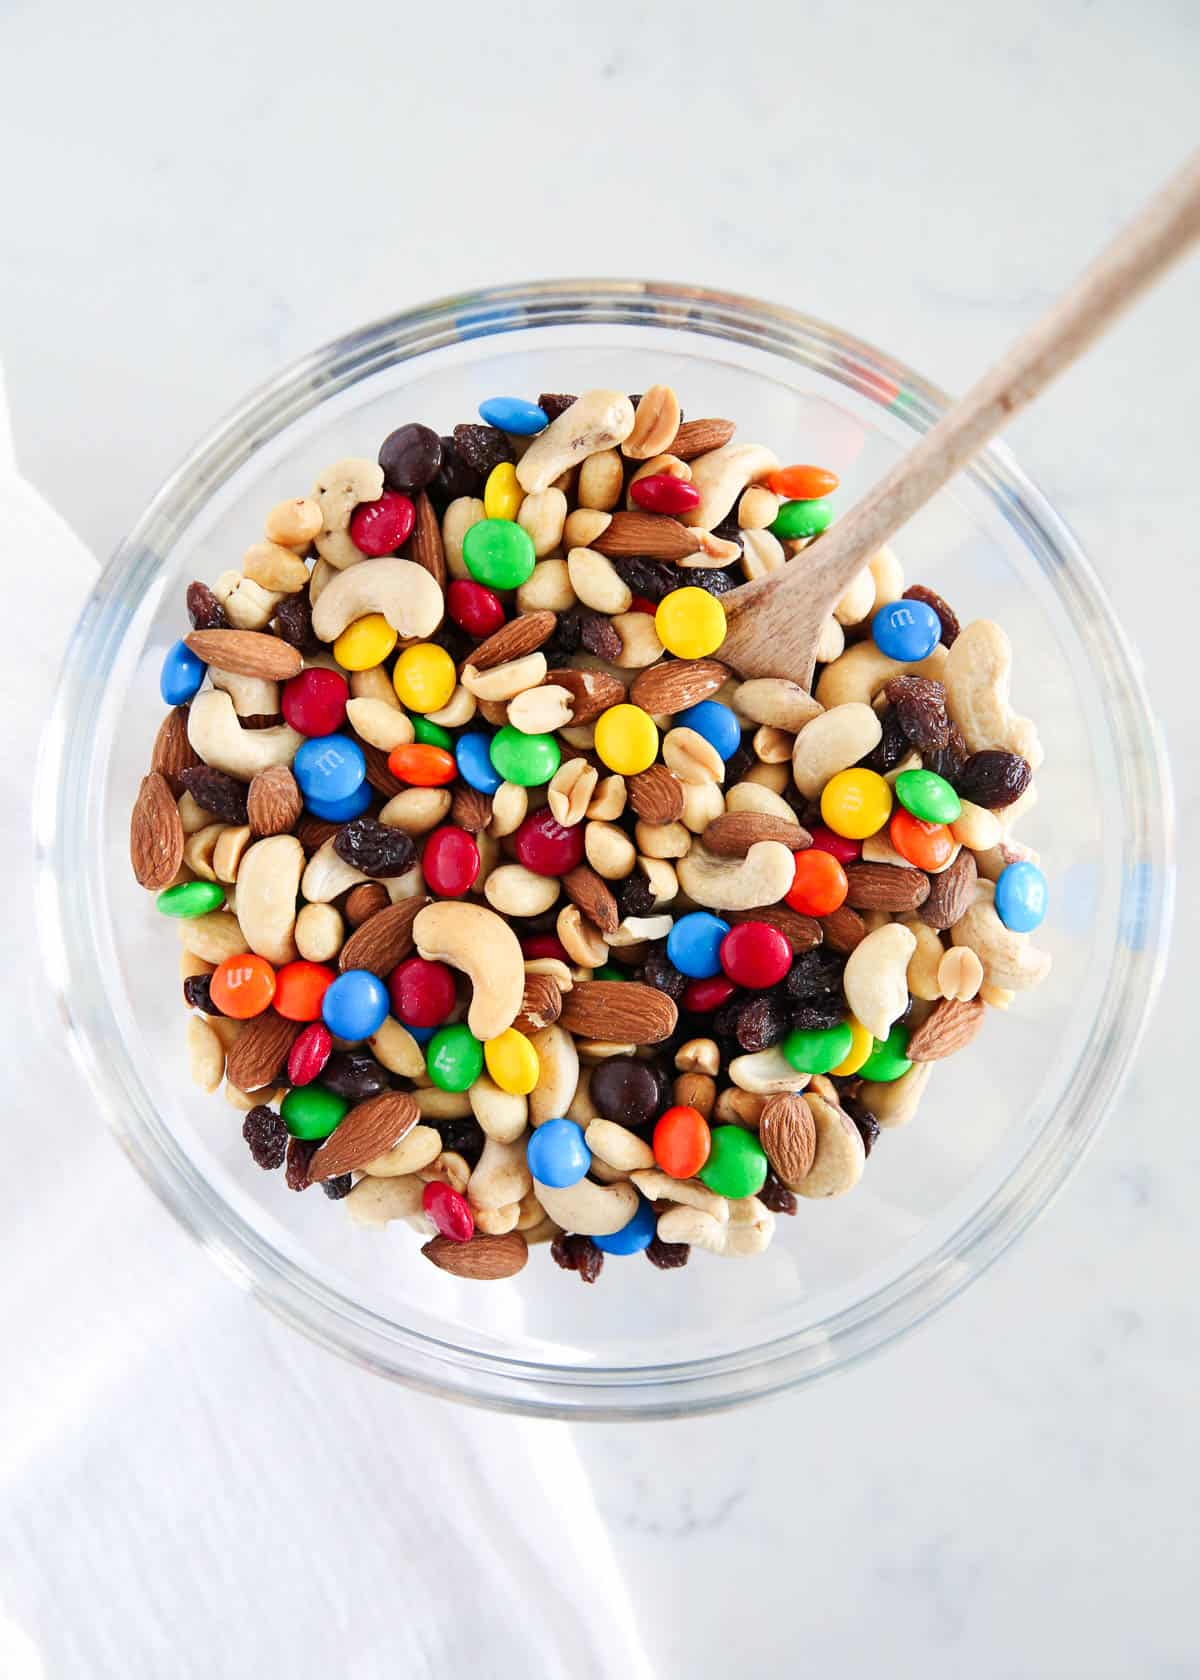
[594,703,659,775]
[655,587,727,659]
[484,1027,540,1095]
[830,1016,873,1077]
[820,768,892,839]
[393,642,456,713]
[333,613,398,671]
[483,461,524,522]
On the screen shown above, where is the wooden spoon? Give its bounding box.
[718,150,1200,684]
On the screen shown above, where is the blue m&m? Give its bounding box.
[527,1118,591,1189]
[675,700,741,761]
[321,970,389,1041]
[305,783,373,822]
[456,730,503,794]
[294,733,366,805]
[160,639,205,705]
[667,911,731,979]
[478,396,549,436]
[872,598,941,663]
[995,860,1048,932]
[592,1196,657,1255]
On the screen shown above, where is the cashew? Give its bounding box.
[516,390,636,494]
[485,864,560,918]
[362,1125,442,1178]
[468,1074,529,1143]
[861,1061,932,1129]
[843,922,917,1040]
[301,837,367,903]
[564,547,631,614]
[585,1119,655,1173]
[814,640,948,709]
[815,616,845,665]
[177,911,249,965]
[308,558,336,605]
[426,684,477,729]
[557,903,608,969]
[867,545,905,612]
[221,835,301,966]
[577,448,625,511]
[629,1170,729,1224]
[902,918,945,1001]
[950,880,1051,991]
[547,758,598,826]
[677,841,796,911]
[732,678,823,733]
[795,1092,865,1198]
[310,557,443,643]
[346,696,414,752]
[470,1202,519,1235]
[586,774,627,821]
[679,780,725,833]
[663,727,724,785]
[729,1049,811,1095]
[532,1174,639,1236]
[461,652,547,702]
[342,1174,422,1227]
[944,620,1043,769]
[209,666,280,720]
[468,1134,532,1211]
[212,570,282,629]
[187,1016,224,1092]
[938,945,984,1002]
[724,782,798,824]
[656,1198,774,1255]
[656,1207,726,1252]
[517,558,576,614]
[950,799,1002,853]
[413,902,524,1040]
[187,690,303,782]
[517,486,568,557]
[488,781,529,838]
[442,497,486,580]
[310,458,386,568]
[379,787,452,835]
[720,1196,777,1256]
[680,442,779,530]
[528,1023,580,1126]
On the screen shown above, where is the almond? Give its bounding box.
[296,814,341,855]
[344,882,389,926]
[339,895,428,975]
[421,1230,529,1280]
[451,785,494,833]
[760,1092,817,1188]
[150,705,199,794]
[561,865,619,935]
[247,765,303,837]
[668,418,737,461]
[546,666,626,725]
[512,971,563,1035]
[558,981,677,1044]
[918,847,978,931]
[843,862,931,912]
[906,997,986,1061]
[630,658,731,715]
[225,1009,300,1091]
[819,904,867,955]
[626,764,685,825]
[308,1091,421,1180]
[725,904,822,954]
[590,510,703,560]
[409,489,446,588]
[703,812,811,858]
[130,771,185,890]
[466,610,557,672]
[183,628,302,681]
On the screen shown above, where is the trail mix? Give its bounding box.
[129,386,1051,1284]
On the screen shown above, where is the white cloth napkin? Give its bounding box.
[0,373,653,1680]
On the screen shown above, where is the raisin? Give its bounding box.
[786,947,846,1000]
[186,580,228,630]
[955,750,1033,809]
[242,1106,287,1170]
[273,592,314,651]
[609,554,675,603]
[537,392,577,421]
[428,619,475,664]
[842,1096,881,1158]
[791,998,846,1032]
[452,423,513,475]
[885,675,951,752]
[433,1115,486,1169]
[903,584,960,647]
[429,436,483,506]
[758,1170,797,1215]
[320,1051,391,1103]
[321,1174,353,1200]
[924,721,969,785]
[734,994,791,1052]
[179,765,249,824]
[285,1137,317,1190]
[551,1233,604,1283]
[859,705,908,773]
[618,874,656,920]
[579,610,622,662]
[723,742,756,785]
[646,1237,690,1270]
[689,566,740,597]
[182,974,218,1013]
[640,946,689,1004]
[541,607,583,663]
[332,817,417,878]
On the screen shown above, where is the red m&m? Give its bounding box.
[719,922,791,989]
[281,667,349,737]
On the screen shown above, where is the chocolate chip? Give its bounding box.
[378,423,442,493]
[429,437,483,506]
[588,1055,669,1132]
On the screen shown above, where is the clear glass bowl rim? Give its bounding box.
[37,279,1175,1418]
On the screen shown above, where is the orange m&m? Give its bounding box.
[653,1105,712,1180]
[889,807,955,871]
[273,960,337,1022]
[210,952,276,1019]
[786,848,848,917]
[768,464,840,500]
[386,742,457,787]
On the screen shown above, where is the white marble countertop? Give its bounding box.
[1,2,1197,1675]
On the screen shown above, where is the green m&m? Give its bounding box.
[858,1023,912,1083]
[770,497,833,541]
[782,1020,854,1075]
[280,1085,349,1140]
[489,725,561,787]
[894,768,961,824]
[427,1023,484,1093]
[155,880,226,917]
[698,1125,768,1200]
[411,715,454,750]
[462,517,536,590]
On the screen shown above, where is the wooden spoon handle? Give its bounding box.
[736,148,1200,621]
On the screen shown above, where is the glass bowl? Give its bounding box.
[35,281,1174,1417]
